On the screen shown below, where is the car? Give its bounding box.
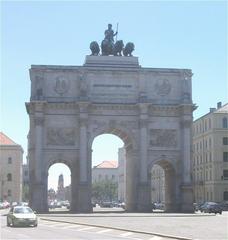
[200,202,222,214]
[7,206,38,227]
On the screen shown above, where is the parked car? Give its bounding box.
[200,202,222,214]
[219,202,228,211]
[7,206,38,227]
[100,201,113,208]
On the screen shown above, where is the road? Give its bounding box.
[1,208,227,240]
[0,213,173,240]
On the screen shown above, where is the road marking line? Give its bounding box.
[97,229,113,233]
[78,226,96,231]
[120,232,134,237]
[47,223,69,227]
[61,224,84,229]
[148,236,163,240]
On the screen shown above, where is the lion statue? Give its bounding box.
[90,41,100,56]
[113,40,124,56]
[123,42,135,57]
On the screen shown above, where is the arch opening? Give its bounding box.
[48,163,71,212]
[150,160,177,212]
[91,133,129,211]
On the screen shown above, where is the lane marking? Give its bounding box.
[61,224,84,229]
[148,236,163,240]
[120,232,134,237]
[47,222,69,228]
[97,229,113,234]
[78,226,96,231]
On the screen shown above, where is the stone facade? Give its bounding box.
[26,56,194,213]
[92,161,118,183]
[0,132,23,203]
[192,102,228,203]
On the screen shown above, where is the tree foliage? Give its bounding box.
[92,179,117,202]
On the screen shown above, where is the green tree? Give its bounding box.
[92,179,117,203]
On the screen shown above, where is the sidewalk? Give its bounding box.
[39,211,228,240]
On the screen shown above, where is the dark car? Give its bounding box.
[200,202,222,214]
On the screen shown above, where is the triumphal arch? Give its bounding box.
[26,30,194,213]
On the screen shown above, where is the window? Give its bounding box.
[223,170,228,180]
[224,152,228,162]
[8,157,12,164]
[223,137,228,145]
[105,175,108,180]
[224,191,228,201]
[112,175,115,180]
[8,189,11,197]
[209,119,211,129]
[98,174,102,180]
[24,170,28,176]
[7,173,12,181]
[223,117,228,128]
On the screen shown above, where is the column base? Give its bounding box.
[30,184,48,213]
[180,184,194,213]
[77,183,92,213]
[136,183,152,212]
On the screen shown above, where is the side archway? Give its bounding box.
[149,157,179,212]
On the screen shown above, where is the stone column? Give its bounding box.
[78,102,92,212]
[137,104,151,212]
[180,111,194,212]
[70,161,79,212]
[125,146,137,212]
[30,104,48,213]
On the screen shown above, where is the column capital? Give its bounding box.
[180,119,192,128]
[34,116,44,126]
[139,118,148,128]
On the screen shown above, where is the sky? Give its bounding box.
[1,0,227,190]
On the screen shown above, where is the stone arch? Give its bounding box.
[89,124,136,151]
[89,124,138,211]
[149,156,179,212]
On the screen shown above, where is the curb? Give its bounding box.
[40,217,193,240]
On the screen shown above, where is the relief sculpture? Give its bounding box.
[150,129,177,147]
[47,128,75,146]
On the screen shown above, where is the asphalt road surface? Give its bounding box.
[0,214,173,240]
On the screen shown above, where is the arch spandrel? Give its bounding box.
[88,119,138,150]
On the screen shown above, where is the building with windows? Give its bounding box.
[192,102,228,203]
[92,161,118,183]
[0,132,23,202]
[151,165,165,203]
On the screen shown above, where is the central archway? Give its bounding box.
[89,127,138,212]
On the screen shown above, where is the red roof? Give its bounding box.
[95,161,118,169]
[0,132,17,145]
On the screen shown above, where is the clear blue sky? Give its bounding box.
[1,1,227,190]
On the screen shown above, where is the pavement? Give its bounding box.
[1,208,228,240]
[38,209,228,240]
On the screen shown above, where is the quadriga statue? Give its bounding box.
[90,41,100,56]
[123,42,135,57]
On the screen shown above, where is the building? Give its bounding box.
[56,174,65,201]
[151,165,165,203]
[192,102,228,203]
[92,161,118,183]
[22,164,29,185]
[27,55,194,213]
[0,132,23,202]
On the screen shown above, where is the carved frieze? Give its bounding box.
[149,129,177,147]
[54,76,70,95]
[154,79,171,96]
[47,128,75,146]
